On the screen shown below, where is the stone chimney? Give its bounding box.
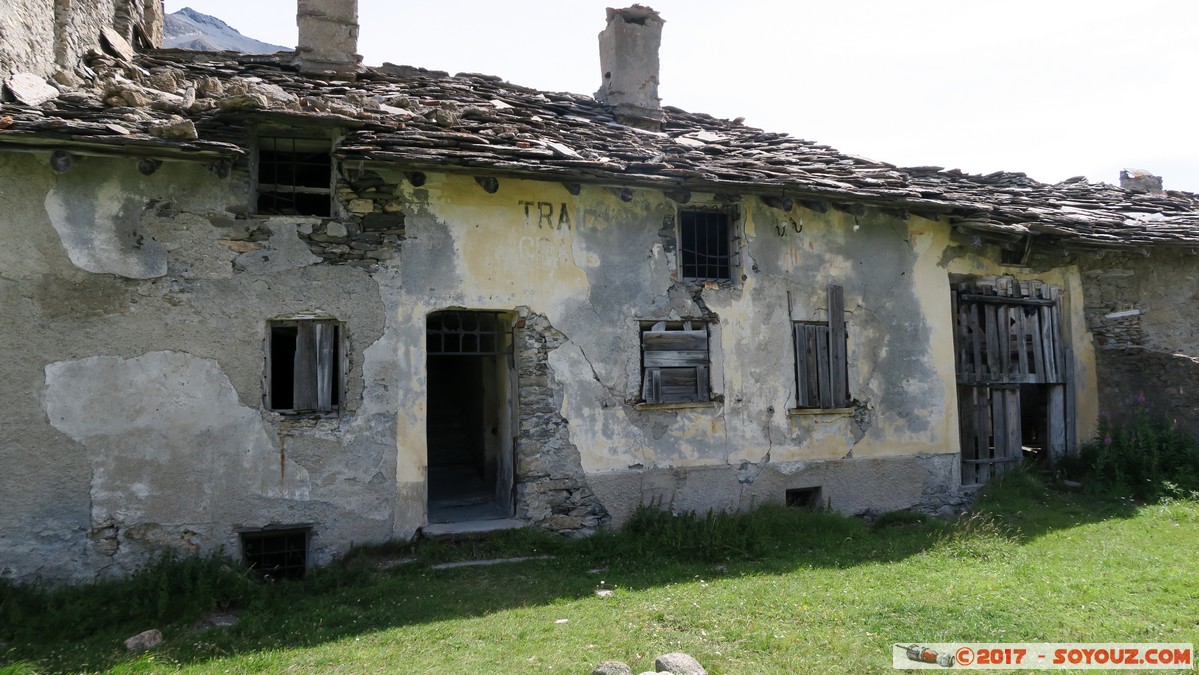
[296,0,361,77]
[596,5,664,130]
[1120,168,1164,195]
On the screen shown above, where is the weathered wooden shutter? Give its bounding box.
[293,321,336,411]
[795,284,848,408]
[951,277,1064,385]
[642,321,709,404]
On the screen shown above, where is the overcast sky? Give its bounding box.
[164,0,1199,193]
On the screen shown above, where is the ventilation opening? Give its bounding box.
[241,528,309,580]
[786,487,821,509]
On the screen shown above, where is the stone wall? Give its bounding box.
[513,312,610,535]
[0,0,161,80]
[1074,247,1199,436]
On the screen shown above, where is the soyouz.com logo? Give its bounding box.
[892,643,1193,669]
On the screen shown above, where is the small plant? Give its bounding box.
[1074,396,1199,500]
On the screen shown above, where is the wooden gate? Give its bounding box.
[952,277,1067,486]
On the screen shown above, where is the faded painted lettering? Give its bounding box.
[518,200,572,230]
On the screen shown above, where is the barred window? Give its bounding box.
[257,136,332,217]
[679,210,733,281]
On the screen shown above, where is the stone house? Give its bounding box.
[3,1,1198,583]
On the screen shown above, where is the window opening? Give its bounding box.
[640,320,710,404]
[786,487,822,509]
[794,284,849,409]
[241,528,308,580]
[680,210,732,281]
[257,136,332,217]
[267,319,342,413]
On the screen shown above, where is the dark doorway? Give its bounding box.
[951,277,1069,486]
[426,311,515,523]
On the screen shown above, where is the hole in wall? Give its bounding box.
[785,487,822,509]
[241,527,309,580]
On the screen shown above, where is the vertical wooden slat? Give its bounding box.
[977,387,992,484]
[795,323,809,407]
[969,302,984,382]
[815,325,832,408]
[695,365,709,402]
[989,387,1005,483]
[1029,308,1045,381]
[314,322,334,411]
[952,289,966,377]
[827,284,847,406]
[1050,286,1066,380]
[1014,305,1029,378]
[1005,387,1021,462]
[805,326,820,406]
[650,369,662,404]
[984,304,1000,381]
[293,322,318,410]
[1047,384,1066,461]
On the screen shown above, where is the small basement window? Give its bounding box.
[257,136,332,217]
[641,320,710,404]
[267,319,343,413]
[241,528,309,580]
[786,487,822,509]
[679,209,734,281]
[794,285,850,409]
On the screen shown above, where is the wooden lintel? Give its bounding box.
[958,293,1055,307]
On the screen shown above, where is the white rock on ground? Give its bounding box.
[123,628,163,651]
[655,652,706,675]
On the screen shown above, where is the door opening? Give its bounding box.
[951,277,1069,486]
[426,311,515,523]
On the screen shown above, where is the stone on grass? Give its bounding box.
[124,628,163,651]
[655,652,706,675]
[591,660,632,675]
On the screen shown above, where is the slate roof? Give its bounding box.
[3,48,1199,249]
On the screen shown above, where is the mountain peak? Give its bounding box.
[164,7,289,54]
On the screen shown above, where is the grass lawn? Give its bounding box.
[2,473,1197,674]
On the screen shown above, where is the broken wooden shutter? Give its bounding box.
[293,321,336,411]
[642,321,709,404]
[794,284,849,408]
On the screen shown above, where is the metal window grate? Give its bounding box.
[241,528,309,580]
[427,311,509,355]
[257,137,331,217]
[680,210,731,281]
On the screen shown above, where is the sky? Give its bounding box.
[164,0,1199,193]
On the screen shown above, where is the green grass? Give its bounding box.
[3,472,1198,674]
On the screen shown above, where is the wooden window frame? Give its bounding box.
[265,318,346,414]
[793,284,849,410]
[678,207,739,282]
[640,320,710,404]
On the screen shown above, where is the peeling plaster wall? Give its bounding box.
[387,171,967,529]
[2,143,1050,581]
[0,151,397,582]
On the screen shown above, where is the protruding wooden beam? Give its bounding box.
[798,199,828,213]
[609,187,634,202]
[208,159,231,178]
[474,176,499,194]
[50,150,75,174]
[137,158,162,176]
[663,188,691,204]
[760,195,793,212]
[406,171,427,187]
[562,182,581,196]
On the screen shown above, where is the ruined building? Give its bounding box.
[3,2,1199,582]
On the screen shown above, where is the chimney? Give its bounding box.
[596,5,664,130]
[296,0,361,77]
[1120,168,1164,195]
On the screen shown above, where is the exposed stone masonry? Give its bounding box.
[514,312,610,536]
